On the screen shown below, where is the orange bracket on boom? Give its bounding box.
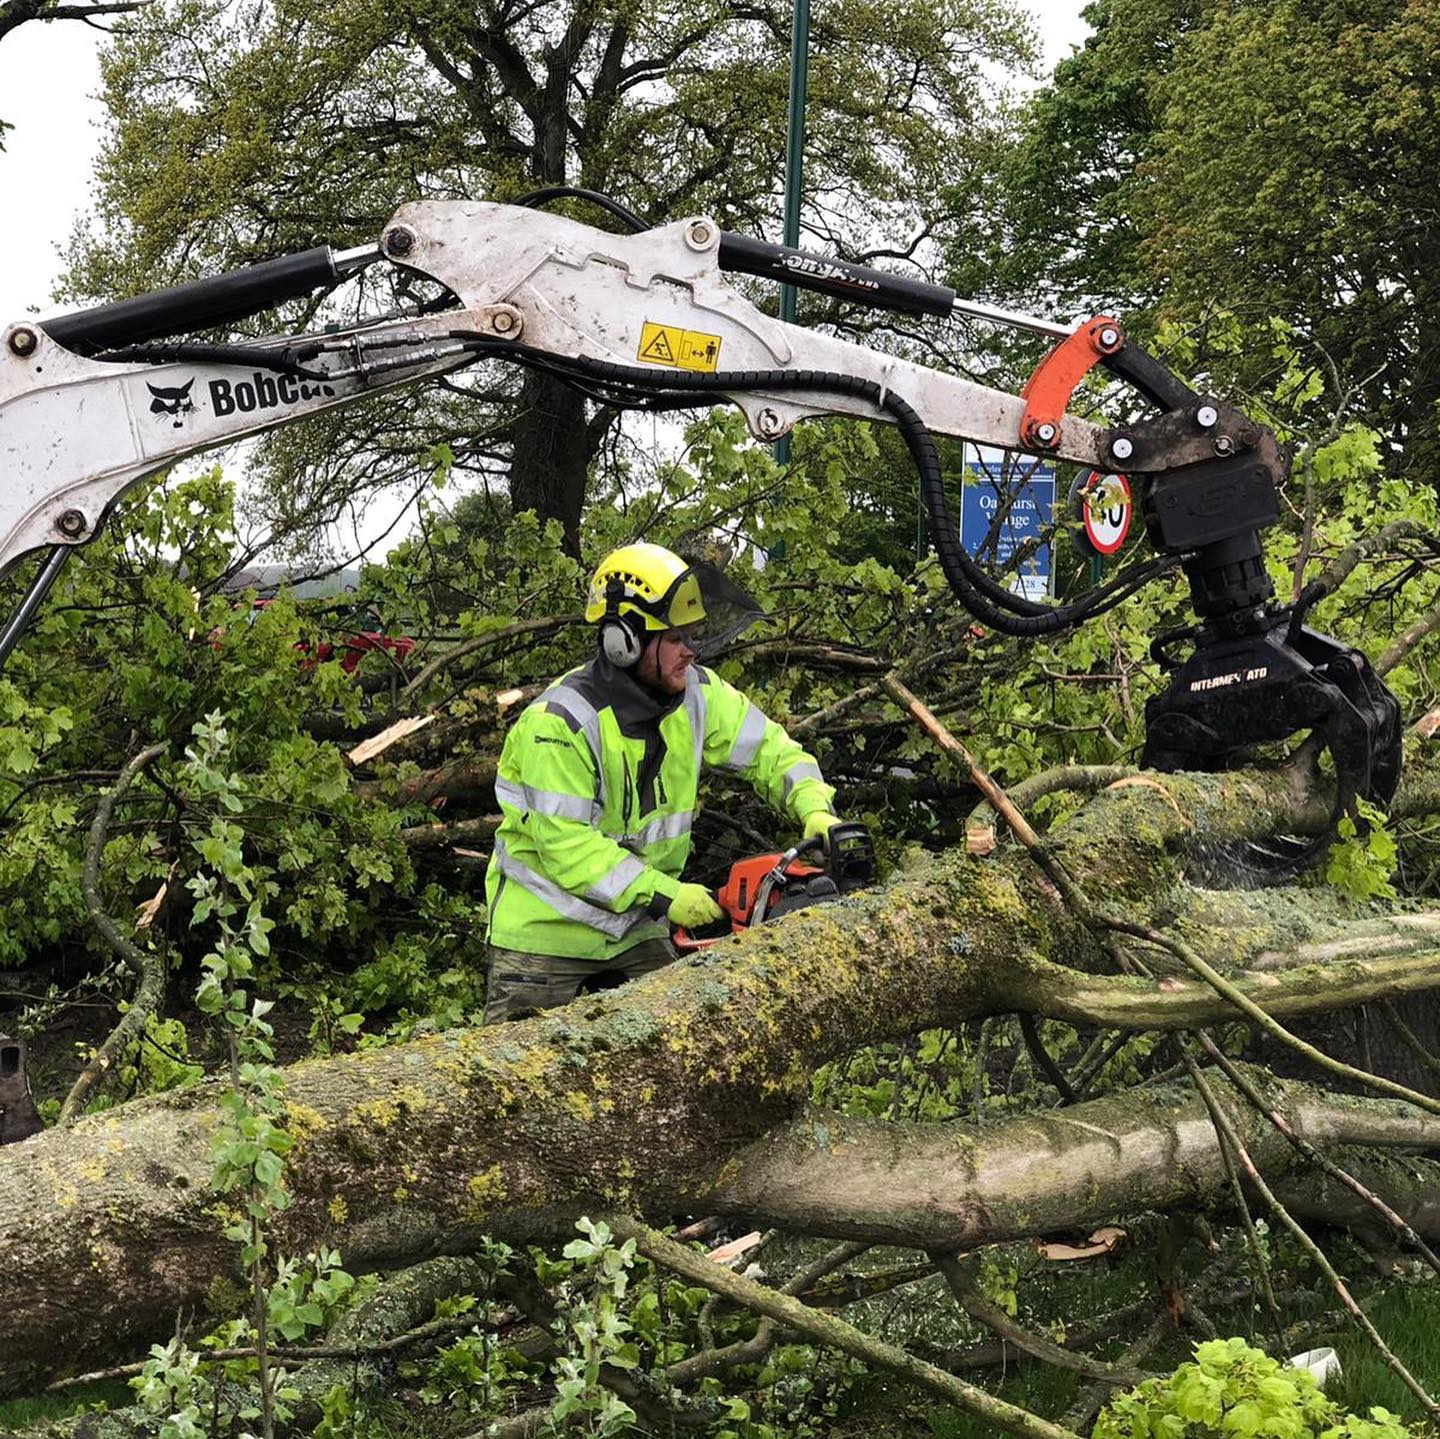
[1018,316,1125,451]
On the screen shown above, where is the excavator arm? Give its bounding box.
[0,199,1269,570]
[0,195,1401,876]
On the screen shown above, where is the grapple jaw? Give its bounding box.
[1142,618,1402,881]
[1074,346,1403,881]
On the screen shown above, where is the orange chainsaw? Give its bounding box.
[673,822,876,952]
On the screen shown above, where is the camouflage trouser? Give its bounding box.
[482,937,678,1026]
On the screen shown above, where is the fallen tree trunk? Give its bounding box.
[32,1075,1434,1438]
[5,770,1440,1390]
[712,1070,1440,1248]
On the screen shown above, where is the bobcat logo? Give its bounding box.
[147,380,196,428]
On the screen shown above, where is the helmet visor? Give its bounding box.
[660,559,765,659]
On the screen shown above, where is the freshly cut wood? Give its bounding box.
[347,713,436,765]
[1034,1227,1127,1262]
[708,1231,764,1265]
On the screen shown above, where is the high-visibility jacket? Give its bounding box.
[484,655,835,960]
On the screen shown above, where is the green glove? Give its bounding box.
[668,882,723,927]
[803,811,843,847]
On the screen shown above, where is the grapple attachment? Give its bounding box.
[1143,619,1402,879]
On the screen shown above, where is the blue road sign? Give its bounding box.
[960,452,1056,602]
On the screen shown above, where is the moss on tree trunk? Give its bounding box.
[4,770,1440,1391]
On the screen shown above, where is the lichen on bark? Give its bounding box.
[2,769,1439,1391]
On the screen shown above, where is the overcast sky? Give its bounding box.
[0,3,1093,329]
[0,19,104,325]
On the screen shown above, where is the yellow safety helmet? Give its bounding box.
[586,542,763,667]
[587,543,705,632]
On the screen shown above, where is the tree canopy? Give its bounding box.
[64,0,1033,550]
[959,0,1440,475]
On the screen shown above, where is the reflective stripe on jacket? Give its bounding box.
[483,655,835,960]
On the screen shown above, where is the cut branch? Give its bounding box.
[711,1070,1440,1250]
[933,1253,1151,1387]
[609,1215,1084,1439]
[399,816,499,851]
[400,614,581,699]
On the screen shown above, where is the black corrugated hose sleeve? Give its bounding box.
[450,337,1169,636]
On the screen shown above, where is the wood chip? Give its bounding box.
[347,714,436,766]
[708,1231,763,1265]
[965,824,997,856]
[495,687,526,713]
[1033,1225,1126,1262]
[1416,705,1440,739]
[452,847,487,860]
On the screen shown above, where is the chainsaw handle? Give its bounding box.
[671,883,727,953]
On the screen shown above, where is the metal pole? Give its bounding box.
[780,0,810,320]
[0,546,70,673]
[773,0,810,470]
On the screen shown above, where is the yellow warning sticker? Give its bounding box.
[637,321,722,372]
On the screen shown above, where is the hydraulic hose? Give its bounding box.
[514,186,649,234]
[454,337,1174,637]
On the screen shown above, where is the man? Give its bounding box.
[482,541,842,1023]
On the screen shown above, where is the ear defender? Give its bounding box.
[600,577,645,667]
[601,615,644,667]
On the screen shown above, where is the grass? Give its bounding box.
[0,1383,132,1433]
[1322,1280,1440,1424]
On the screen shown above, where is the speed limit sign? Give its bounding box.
[1077,471,1131,556]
